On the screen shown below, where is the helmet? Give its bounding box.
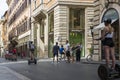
[104,18,112,24]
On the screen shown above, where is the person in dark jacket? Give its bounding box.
[52,42,59,63]
[75,43,82,62]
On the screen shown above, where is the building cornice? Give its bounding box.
[57,0,94,6]
[47,1,94,13]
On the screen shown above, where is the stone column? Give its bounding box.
[36,23,40,58]
[54,5,69,46]
[44,14,48,58]
[31,20,34,42]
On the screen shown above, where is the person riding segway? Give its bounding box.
[28,41,37,65]
[95,19,120,80]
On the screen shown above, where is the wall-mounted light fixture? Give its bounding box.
[57,36,62,42]
[105,0,110,8]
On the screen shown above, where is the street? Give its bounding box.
[0,59,103,80]
[0,59,120,80]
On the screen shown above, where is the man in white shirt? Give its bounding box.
[65,40,71,63]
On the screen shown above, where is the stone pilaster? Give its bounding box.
[85,7,94,57]
[44,14,48,58]
[31,21,34,42]
[93,0,103,61]
[54,5,69,46]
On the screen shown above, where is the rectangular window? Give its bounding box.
[41,24,44,36]
[69,8,85,30]
[48,12,54,33]
[40,19,44,42]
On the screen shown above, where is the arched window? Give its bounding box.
[102,8,119,22]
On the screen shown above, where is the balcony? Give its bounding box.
[32,3,46,18]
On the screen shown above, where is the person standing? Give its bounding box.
[12,48,17,55]
[12,48,17,60]
[52,42,59,63]
[95,18,116,70]
[75,43,82,62]
[65,40,71,63]
[59,45,65,60]
[6,50,9,54]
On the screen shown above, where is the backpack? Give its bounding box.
[30,44,35,50]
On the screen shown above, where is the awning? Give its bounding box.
[92,19,118,32]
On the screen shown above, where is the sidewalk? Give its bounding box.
[0,66,30,80]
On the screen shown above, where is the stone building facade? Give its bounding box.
[0,11,8,57]
[6,0,32,57]
[5,0,96,59]
[0,19,4,57]
[5,0,120,60]
[31,0,95,58]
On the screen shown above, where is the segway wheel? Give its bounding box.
[115,64,120,78]
[115,64,120,72]
[34,59,37,64]
[28,60,30,65]
[98,64,109,80]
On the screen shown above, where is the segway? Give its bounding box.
[98,64,120,80]
[28,58,37,65]
[28,41,37,65]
